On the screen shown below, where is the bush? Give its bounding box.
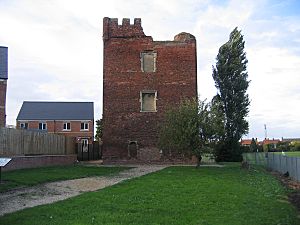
[277,142,290,151]
[290,141,300,151]
[240,145,250,153]
[214,141,243,162]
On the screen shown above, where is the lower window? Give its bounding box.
[39,122,47,130]
[140,91,157,112]
[20,122,28,129]
[63,122,71,130]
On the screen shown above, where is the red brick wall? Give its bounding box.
[0,80,7,127]
[16,120,94,143]
[102,18,197,161]
[2,155,77,171]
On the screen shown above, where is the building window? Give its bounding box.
[39,122,47,130]
[81,139,89,146]
[81,122,89,131]
[141,51,157,72]
[20,122,28,129]
[63,122,71,131]
[140,91,157,112]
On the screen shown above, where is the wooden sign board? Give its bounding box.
[0,158,12,167]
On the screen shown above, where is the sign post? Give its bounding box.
[0,158,12,183]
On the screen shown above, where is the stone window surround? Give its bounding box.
[140,51,157,73]
[140,90,157,112]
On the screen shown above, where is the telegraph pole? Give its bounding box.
[264,124,267,139]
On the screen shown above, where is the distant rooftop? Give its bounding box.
[17,101,94,120]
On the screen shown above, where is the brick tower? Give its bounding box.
[102,17,197,161]
[0,46,8,127]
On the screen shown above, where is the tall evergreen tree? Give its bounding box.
[95,119,103,141]
[212,27,250,161]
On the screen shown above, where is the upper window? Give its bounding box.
[63,122,71,131]
[141,51,157,73]
[20,122,28,129]
[80,122,89,131]
[140,91,157,112]
[39,122,47,130]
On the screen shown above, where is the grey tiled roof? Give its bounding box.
[17,101,94,120]
[0,46,8,79]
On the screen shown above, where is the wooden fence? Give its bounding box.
[0,128,76,156]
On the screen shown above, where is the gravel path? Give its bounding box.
[0,165,167,216]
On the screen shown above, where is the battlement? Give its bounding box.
[103,17,146,41]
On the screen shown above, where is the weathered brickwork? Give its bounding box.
[0,80,7,127]
[102,17,197,161]
[2,155,77,171]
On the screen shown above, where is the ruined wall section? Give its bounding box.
[102,18,197,161]
[0,46,8,127]
[103,17,146,40]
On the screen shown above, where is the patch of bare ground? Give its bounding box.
[0,165,167,216]
[268,169,300,211]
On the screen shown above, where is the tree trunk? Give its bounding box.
[196,155,202,168]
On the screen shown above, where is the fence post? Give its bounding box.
[255,152,257,165]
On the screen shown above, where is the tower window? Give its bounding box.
[141,51,157,72]
[140,91,157,112]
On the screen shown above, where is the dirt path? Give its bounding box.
[0,165,167,216]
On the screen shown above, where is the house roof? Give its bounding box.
[240,139,252,146]
[261,139,280,145]
[0,46,8,79]
[17,101,94,120]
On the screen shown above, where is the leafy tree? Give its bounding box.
[158,98,214,167]
[249,138,258,152]
[95,119,103,141]
[290,141,300,151]
[263,144,270,152]
[277,142,290,151]
[212,27,250,161]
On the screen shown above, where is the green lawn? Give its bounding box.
[1,164,299,225]
[0,165,129,192]
[274,151,300,157]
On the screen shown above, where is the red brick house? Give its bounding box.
[16,101,94,144]
[0,46,8,127]
[102,17,197,161]
[260,138,280,149]
[240,139,252,146]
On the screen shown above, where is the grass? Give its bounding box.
[1,164,299,225]
[0,165,129,192]
[274,151,300,157]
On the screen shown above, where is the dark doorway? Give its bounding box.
[128,141,138,159]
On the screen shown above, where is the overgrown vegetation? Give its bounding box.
[0,165,129,192]
[159,27,250,163]
[95,119,103,141]
[1,165,299,225]
[158,99,217,167]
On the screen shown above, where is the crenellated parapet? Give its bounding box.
[103,17,146,41]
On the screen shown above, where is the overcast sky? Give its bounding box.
[0,0,299,140]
